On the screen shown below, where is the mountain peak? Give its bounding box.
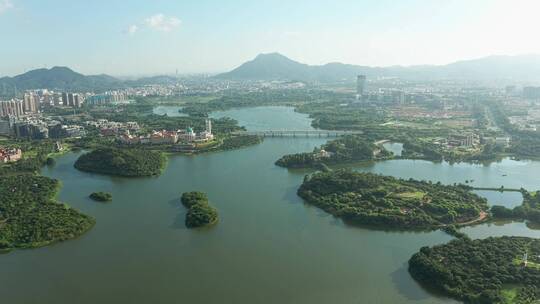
[255,52,289,59]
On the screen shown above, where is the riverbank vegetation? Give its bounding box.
[181,191,218,228]
[89,192,112,202]
[276,135,391,168]
[297,170,488,229]
[0,174,95,252]
[491,189,540,223]
[74,148,166,177]
[220,135,262,150]
[409,236,540,303]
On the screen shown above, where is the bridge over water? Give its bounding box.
[232,130,363,138]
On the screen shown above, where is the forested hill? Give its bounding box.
[0,67,122,95]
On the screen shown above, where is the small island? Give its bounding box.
[297,169,488,229]
[89,192,112,202]
[0,175,95,252]
[275,135,391,168]
[409,236,540,304]
[74,148,166,177]
[181,191,218,228]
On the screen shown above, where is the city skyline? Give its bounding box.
[1,0,540,76]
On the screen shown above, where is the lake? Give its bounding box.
[1,106,539,304]
[152,105,188,117]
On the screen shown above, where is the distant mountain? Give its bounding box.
[216,53,540,82]
[0,67,123,95]
[125,75,179,86]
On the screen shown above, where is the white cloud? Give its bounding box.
[145,14,181,32]
[0,0,13,14]
[126,24,138,35]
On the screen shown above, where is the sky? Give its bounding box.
[1,0,540,77]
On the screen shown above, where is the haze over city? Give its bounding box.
[2,0,540,76]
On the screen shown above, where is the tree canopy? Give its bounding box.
[409,236,540,304]
[298,169,488,229]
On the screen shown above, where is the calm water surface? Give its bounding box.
[1,106,539,304]
[152,105,187,117]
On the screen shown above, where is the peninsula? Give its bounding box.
[297,169,489,229]
[409,236,540,303]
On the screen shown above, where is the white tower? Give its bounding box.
[205,119,212,134]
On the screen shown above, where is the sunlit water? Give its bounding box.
[1,106,539,304]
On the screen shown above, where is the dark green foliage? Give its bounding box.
[89,192,112,202]
[276,135,386,168]
[490,190,540,223]
[297,170,488,229]
[74,148,166,177]
[46,157,56,166]
[220,135,262,150]
[491,205,515,218]
[441,225,469,239]
[186,203,218,228]
[180,191,218,228]
[409,237,540,303]
[0,174,95,251]
[181,191,208,208]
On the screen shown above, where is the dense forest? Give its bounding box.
[0,174,95,252]
[220,135,263,150]
[409,236,540,303]
[276,135,390,168]
[181,191,218,228]
[297,170,488,229]
[74,148,166,177]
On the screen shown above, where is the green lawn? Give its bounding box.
[394,191,426,199]
[500,285,519,304]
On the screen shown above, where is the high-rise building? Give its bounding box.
[61,92,68,106]
[392,90,405,104]
[73,94,84,108]
[0,99,25,117]
[205,119,212,134]
[68,93,75,107]
[356,75,366,97]
[523,86,540,100]
[23,93,40,113]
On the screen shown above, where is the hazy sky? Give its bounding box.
[1,0,540,76]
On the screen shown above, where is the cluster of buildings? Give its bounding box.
[508,107,540,132]
[0,92,41,117]
[0,147,22,163]
[429,133,510,151]
[85,119,140,136]
[118,119,214,145]
[447,134,480,148]
[0,115,86,139]
[85,91,129,105]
